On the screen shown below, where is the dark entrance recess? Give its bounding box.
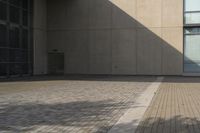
[0,0,33,78]
[48,53,64,75]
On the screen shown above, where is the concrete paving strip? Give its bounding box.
[108,77,164,133]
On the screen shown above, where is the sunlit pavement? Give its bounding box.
[136,77,200,133]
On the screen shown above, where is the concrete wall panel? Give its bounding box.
[65,31,89,74]
[47,31,67,53]
[89,30,111,74]
[33,0,47,75]
[34,0,47,29]
[162,28,183,75]
[112,29,137,74]
[111,0,136,28]
[137,0,162,27]
[33,30,47,75]
[47,0,68,30]
[66,0,89,30]
[47,30,89,74]
[48,0,89,30]
[162,0,183,27]
[137,28,162,75]
[89,0,111,29]
[45,0,184,75]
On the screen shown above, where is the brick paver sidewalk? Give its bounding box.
[0,76,155,133]
[136,77,200,133]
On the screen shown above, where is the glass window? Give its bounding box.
[9,49,23,62]
[22,11,28,26]
[22,63,29,74]
[185,0,200,11]
[9,49,16,62]
[22,29,28,49]
[0,48,8,62]
[30,0,33,11]
[9,26,19,48]
[22,51,28,62]
[184,63,200,72]
[0,2,7,20]
[184,34,200,72]
[0,24,7,47]
[9,0,20,6]
[0,0,7,2]
[9,63,22,75]
[185,34,200,62]
[185,12,200,24]
[15,50,23,62]
[185,27,200,34]
[0,63,7,76]
[22,0,28,9]
[0,0,32,77]
[10,6,20,24]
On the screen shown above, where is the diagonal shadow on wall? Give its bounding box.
[47,0,189,76]
[1,1,200,132]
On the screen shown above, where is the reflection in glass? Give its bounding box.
[23,11,28,26]
[185,12,200,24]
[0,48,8,62]
[184,0,200,73]
[22,0,28,9]
[22,29,28,49]
[9,27,19,48]
[185,0,200,11]
[22,63,29,74]
[0,2,7,20]
[9,63,22,75]
[10,6,20,24]
[185,27,200,34]
[9,0,20,6]
[0,0,32,77]
[0,63,7,76]
[0,24,7,47]
[184,34,200,72]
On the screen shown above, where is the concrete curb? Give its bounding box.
[108,77,164,133]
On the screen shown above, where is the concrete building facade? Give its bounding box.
[46,0,183,75]
[0,0,200,77]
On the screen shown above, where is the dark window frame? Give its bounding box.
[0,0,33,78]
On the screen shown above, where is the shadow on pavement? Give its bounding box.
[100,116,200,133]
[0,100,139,132]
